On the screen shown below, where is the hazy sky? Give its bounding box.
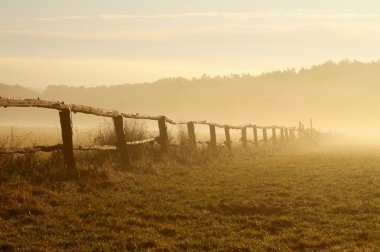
[1,0,380,88]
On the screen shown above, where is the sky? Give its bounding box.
[1,0,380,89]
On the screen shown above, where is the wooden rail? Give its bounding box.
[0,97,306,172]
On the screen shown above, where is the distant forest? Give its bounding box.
[1,60,380,133]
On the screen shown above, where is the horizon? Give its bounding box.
[2,1,380,88]
[2,58,380,139]
[2,58,378,90]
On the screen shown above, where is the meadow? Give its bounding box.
[2,1,380,251]
[1,142,379,251]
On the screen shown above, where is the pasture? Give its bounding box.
[1,145,379,251]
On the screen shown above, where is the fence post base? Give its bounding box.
[113,115,131,169]
[158,116,169,153]
[187,122,196,149]
[59,108,77,176]
[224,126,232,152]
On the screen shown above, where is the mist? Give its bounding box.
[1,59,380,142]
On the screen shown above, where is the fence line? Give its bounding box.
[0,97,309,172]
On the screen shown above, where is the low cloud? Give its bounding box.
[0,29,178,40]
[2,22,380,40]
[34,16,92,22]
[32,11,380,22]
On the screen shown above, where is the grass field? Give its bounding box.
[0,146,380,251]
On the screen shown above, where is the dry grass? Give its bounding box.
[0,145,379,251]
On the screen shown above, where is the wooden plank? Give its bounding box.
[0,97,159,119]
[241,127,247,148]
[272,127,277,144]
[193,120,242,129]
[209,125,217,150]
[126,137,158,145]
[0,97,119,117]
[158,116,169,152]
[1,98,301,135]
[75,145,117,151]
[0,144,63,154]
[253,125,258,147]
[59,108,76,175]
[0,140,157,154]
[224,126,232,152]
[113,115,131,168]
[1,98,65,110]
[263,128,268,145]
[187,122,196,149]
[121,112,160,121]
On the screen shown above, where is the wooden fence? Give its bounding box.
[0,97,306,173]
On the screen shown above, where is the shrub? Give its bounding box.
[92,119,156,160]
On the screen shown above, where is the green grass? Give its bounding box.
[1,146,380,251]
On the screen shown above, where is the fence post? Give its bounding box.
[272,127,277,145]
[285,128,289,142]
[290,128,295,139]
[224,126,232,152]
[59,108,76,175]
[253,125,258,147]
[298,122,304,137]
[263,128,268,145]
[280,127,285,142]
[158,116,169,152]
[241,127,248,148]
[113,115,131,168]
[209,125,217,150]
[187,121,196,149]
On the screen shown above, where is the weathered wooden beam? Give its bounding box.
[158,116,169,152]
[126,137,158,145]
[192,120,242,129]
[0,97,161,120]
[224,126,232,152]
[0,144,63,154]
[241,127,248,148]
[272,127,277,145]
[59,108,76,175]
[1,98,65,110]
[121,113,160,121]
[113,115,131,168]
[0,97,118,117]
[209,125,217,150]
[1,98,301,135]
[262,128,268,146]
[253,125,258,147]
[75,145,117,151]
[187,122,196,149]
